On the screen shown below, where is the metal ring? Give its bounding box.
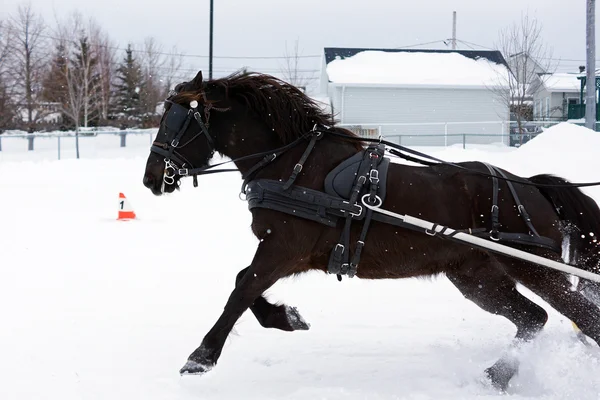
[164,175,175,185]
[361,194,382,207]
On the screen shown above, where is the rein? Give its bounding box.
[325,130,600,189]
[152,95,600,191]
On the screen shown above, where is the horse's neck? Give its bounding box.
[217,115,360,186]
[244,135,361,189]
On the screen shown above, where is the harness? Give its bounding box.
[150,98,561,281]
[246,136,560,280]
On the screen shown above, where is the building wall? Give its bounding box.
[533,88,580,120]
[329,85,509,146]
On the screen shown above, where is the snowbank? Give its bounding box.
[326,51,509,87]
[517,122,599,156]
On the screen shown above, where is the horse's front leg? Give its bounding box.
[179,242,299,375]
[235,267,310,331]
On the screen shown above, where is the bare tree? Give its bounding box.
[489,12,556,135]
[0,20,16,131]
[53,11,89,158]
[90,23,116,124]
[161,45,185,97]
[140,36,165,119]
[6,2,49,134]
[279,38,315,92]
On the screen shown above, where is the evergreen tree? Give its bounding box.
[41,42,69,127]
[0,74,15,131]
[114,44,144,120]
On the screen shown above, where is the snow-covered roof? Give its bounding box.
[542,73,584,93]
[325,50,509,88]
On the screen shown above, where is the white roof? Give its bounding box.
[543,73,583,93]
[325,51,509,88]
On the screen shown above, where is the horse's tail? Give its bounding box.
[528,174,600,272]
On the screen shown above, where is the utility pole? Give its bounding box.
[586,0,596,130]
[452,11,457,50]
[209,0,214,80]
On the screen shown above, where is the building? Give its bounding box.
[532,72,585,120]
[318,47,511,146]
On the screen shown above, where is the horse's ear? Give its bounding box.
[191,71,203,88]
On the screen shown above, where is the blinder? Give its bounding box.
[150,97,217,192]
[164,102,192,144]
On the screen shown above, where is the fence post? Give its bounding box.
[444,123,448,147]
[120,132,127,147]
[57,136,61,160]
[27,134,34,151]
[463,134,466,149]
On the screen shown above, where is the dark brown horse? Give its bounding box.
[143,70,600,391]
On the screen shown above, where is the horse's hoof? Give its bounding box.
[179,359,213,376]
[484,363,514,392]
[285,306,310,331]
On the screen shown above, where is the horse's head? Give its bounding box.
[143,71,229,195]
[143,69,347,196]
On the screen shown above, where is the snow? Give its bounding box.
[1,122,600,399]
[543,73,584,93]
[326,51,510,87]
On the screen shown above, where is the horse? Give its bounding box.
[142,69,600,391]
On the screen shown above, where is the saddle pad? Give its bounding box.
[324,150,390,201]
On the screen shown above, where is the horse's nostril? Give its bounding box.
[143,175,154,188]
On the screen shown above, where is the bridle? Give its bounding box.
[150,93,232,192]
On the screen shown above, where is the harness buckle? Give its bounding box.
[369,169,380,184]
[178,168,189,176]
[171,139,179,147]
[293,163,303,173]
[342,201,363,217]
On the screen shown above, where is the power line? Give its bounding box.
[37,33,321,60]
[394,40,448,49]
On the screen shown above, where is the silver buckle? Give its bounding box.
[342,201,363,217]
[369,169,379,184]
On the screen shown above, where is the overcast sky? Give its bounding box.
[1,0,596,89]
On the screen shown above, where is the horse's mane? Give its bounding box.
[200,70,362,148]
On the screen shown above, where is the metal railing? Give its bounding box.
[0,129,156,161]
[1,120,598,161]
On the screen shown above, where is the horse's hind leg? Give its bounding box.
[505,263,600,346]
[235,267,309,331]
[447,254,548,391]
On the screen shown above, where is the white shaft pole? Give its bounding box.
[363,202,600,283]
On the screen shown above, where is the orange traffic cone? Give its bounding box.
[117,192,136,220]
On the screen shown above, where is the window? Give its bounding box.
[567,98,579,105]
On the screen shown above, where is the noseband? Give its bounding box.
[150,94,229,192]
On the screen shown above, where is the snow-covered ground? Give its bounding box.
[1,122,600,399]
